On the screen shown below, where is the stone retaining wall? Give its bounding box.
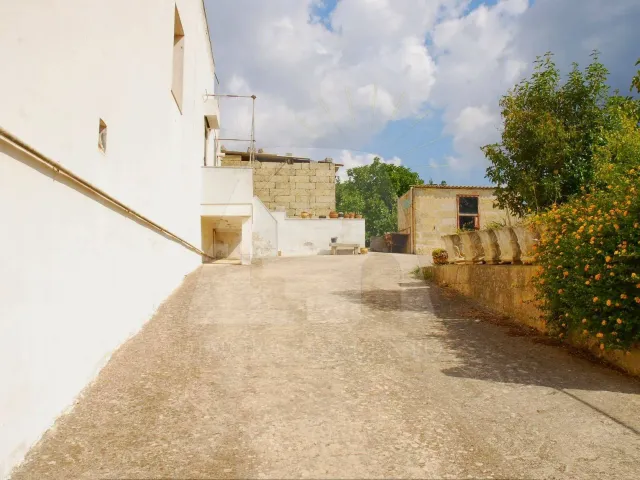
[427,264,640,377]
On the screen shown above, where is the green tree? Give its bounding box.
[336,158,423,242]
[483,52,611,216]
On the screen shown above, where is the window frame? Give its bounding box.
[98,119,107,153]
[171,5,185,113]
[456,194,480,230]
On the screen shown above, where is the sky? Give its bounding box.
[205,0,640,185]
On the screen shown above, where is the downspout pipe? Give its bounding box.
[0,126,215,262]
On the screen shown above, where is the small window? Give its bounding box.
[458,195,479,230]
[98,119,107,152]
[171,6,185,112]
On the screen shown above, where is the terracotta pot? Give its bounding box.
[355,214,363,219]
[301,211,309,219]
[494,226,520,264]
[329,211,338,219]
[477,229,500,264]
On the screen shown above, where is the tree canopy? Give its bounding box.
[483,52,615,216]
[336,158,423,242]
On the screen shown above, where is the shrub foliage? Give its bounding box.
[533,100,640,350]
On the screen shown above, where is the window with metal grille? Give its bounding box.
[457,196,479,230]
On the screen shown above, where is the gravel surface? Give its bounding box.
[11,253,640,479]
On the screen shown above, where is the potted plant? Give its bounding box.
[329,211,338,219]
[432,248,448,265]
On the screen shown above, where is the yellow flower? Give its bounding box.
[621,294,628,300]
[632,273,638,278]
[596,332,604,338]
[585,280,591,285]
[605,256,612,263]
[582,318,587,324]
[602,320,607,326]
[606,299,612,306]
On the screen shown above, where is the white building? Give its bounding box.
[0,0,237,475]
[0,0,364,475]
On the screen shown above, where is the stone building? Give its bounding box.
[398,185,515,254]
[221,151,340,217]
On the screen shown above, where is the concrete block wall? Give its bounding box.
[222,155,336,217]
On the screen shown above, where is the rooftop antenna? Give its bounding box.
[204,93,257,165]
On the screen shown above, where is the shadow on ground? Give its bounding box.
[332,273,640,397]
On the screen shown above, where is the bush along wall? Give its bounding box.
[533,171,640,353]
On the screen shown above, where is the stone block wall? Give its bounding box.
[427,264,640,377]
[222,155,336,217]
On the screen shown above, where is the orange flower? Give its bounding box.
[595,274,602,281]
[583,330,589,335]
[617,318,623,324]
[621,294,628,300]
[605,256,612,263]
[585,280,591,285]
[584,265,590,272]
[558,289,564,294]
[563,271,569,277]
[600,343,605,351]
[582,318,587,324]
[593,297,599,303]
[606,299,612,306]
[601,320,607,326]
[596,332,604,338]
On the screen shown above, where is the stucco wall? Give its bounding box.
[222,156,336,217]
[0,0,216,475]
[428,265,640,377]
[252,197,278,258]
[272,213,365,256]
[411,187,513,254]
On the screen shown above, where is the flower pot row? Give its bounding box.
[440,225,540,265]
[328,211,363,219]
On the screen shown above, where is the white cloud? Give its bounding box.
[336,150,403,180]
[208,0,640,174]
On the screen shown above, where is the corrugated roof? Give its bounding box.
[413,184,495,190]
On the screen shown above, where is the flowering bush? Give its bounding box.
[533,116,640,350]
[432,248,448,265]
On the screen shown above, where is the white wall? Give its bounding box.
[0,0,216,476]
[252,197,278,258]
[201,166,254,207]
[272,212,366,256]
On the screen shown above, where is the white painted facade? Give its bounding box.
[0,0,220,476]
[270,213,366,256]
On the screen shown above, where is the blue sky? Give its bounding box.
[207,0,640,185]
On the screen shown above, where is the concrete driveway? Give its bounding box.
[11,254,640,479]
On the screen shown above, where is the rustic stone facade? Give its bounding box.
[222,154,337,217]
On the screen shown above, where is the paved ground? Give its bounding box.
[12,254,640,479]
